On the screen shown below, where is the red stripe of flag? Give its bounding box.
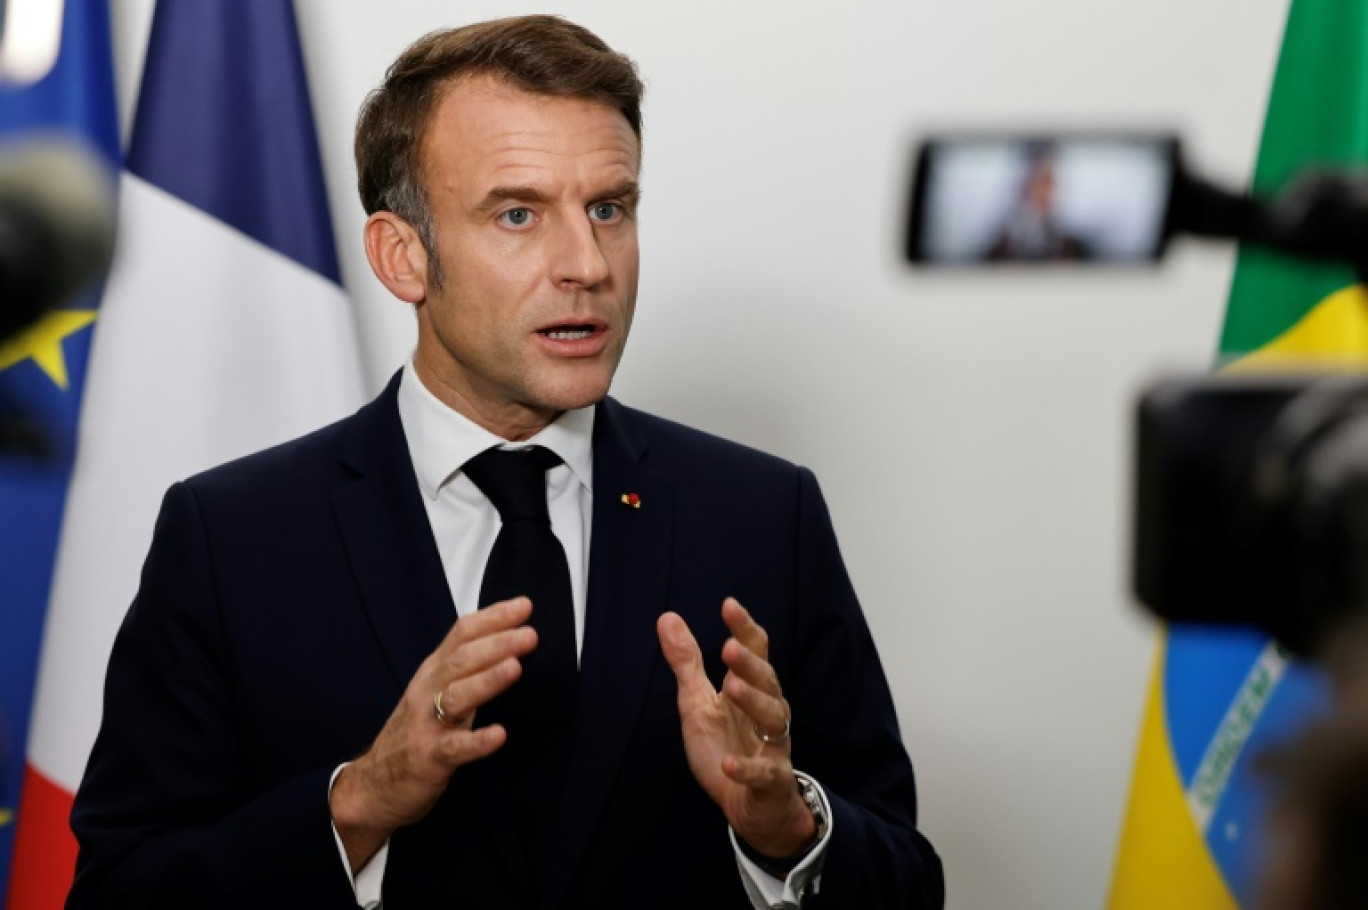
[7,763,77,909]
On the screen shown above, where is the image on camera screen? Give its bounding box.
[913,135,1174,266]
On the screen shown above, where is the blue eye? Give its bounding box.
[499,208,533,227]
[589,202,622,223]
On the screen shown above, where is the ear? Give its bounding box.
[363,211,429,304]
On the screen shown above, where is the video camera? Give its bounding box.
[906,132,1368,658]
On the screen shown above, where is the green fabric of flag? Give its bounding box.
[1220,0,1368,361]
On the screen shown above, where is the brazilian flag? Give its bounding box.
[1109,1,1368,906]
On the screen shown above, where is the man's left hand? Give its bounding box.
[657,598,817,859]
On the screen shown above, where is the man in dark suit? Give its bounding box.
[68,15,943,909]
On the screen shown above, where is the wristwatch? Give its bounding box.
[795,771,828,841]
[738,772,829,880]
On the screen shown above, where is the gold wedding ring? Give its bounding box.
[433,689,452,724]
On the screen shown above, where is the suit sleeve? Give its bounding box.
[66,482,361,910]
[786,467,945,908]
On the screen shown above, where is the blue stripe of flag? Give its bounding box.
[1164,626,1331,904]
[0,0,118,899]
[127,0,341,285]
[0,0,119,162]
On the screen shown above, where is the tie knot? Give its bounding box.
[463,445,562,522]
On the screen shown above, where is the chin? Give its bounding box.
[535,377,614,413]
[542,389,611,413]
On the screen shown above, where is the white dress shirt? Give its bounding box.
[335,361,829,907]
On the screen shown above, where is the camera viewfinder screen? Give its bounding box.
[912,136,1174,265]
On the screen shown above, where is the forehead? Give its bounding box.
[422,75,640,199]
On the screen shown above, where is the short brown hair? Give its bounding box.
[355,16,644,286]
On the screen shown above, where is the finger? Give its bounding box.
[721,753,793,793]
[723,672,791,739]
[721,597,768,661]
[436,655,524,724]
[440,625,537,682]
[722,636,781,697]
[433,597,534,657]
[434,723,507,767]
[657,612,716,700]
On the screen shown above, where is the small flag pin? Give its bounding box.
[621,492,641,509]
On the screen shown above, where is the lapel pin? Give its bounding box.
[620,492,641,509]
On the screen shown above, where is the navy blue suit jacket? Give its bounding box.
[68,375,943,909]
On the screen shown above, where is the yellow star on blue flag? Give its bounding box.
[0,309,98,389]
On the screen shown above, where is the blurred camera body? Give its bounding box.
[1135,373,1368,657]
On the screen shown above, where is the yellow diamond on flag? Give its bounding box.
[1226,285,1368,371]
[0,309,98,389]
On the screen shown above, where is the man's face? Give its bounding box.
[1024,159,1057,212]
[412,75,640,439]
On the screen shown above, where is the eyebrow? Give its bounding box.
[593,180,642,209]
[474,185,553,214]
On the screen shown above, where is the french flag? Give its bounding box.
[8,1,364,905]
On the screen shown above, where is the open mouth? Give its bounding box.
[538,324,599,341]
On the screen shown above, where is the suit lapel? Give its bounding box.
[332,373,454,691]
[542,398,674,908]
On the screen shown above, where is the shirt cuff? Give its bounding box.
[730,771,832,908]
[329,763,389,909]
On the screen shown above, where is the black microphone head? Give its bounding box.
[0,136,117,345]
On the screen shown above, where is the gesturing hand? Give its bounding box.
[330,596,538,873]
[657,598,816,859]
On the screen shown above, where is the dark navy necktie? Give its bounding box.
[463,445,577,692]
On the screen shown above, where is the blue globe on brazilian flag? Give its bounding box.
[1110,1,1368,906]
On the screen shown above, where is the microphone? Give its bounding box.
[0,137,117,346]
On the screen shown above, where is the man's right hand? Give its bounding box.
[329,596,538,873]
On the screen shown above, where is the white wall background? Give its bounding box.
[106,2,1292,906]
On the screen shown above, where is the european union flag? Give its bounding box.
[0,0,117,899]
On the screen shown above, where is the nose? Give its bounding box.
[550,211,610,289]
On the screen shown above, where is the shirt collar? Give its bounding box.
[397,360,595,501]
